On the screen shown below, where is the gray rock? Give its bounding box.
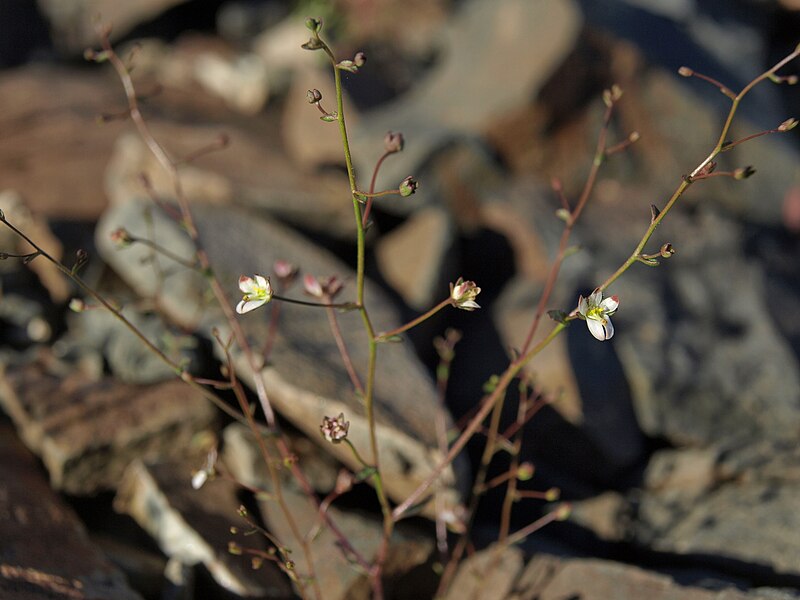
[0,421,143,600]
[443,544,525,600]
[37,0,188,55]
[612,208,800,446]
[96,198,466,513]
[348,0,582,214]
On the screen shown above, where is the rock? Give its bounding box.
[0,420,142,600]
[513,554,796,600]
[0,362,217,494]
[635,438,800,579]
[281,65,358,172]
[443,544,525,600]
[36,0,189,55]
[96,198,466,513]
[59,305,202,385]
[348,0,582,214]
[611,208,800,447]
[374,206,456,310]
[114,458,293,598]
[0,66,126,220]
[223,424,435,600]
[569,491,631,543]
[193,51,270,115]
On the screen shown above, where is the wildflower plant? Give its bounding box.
[0,13,797,600]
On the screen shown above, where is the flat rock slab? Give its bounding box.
[223,424,434,600]
[115,458,293,598]
[96,199,465,512]
[0,420,142,600]
[0,362,217,494]
[515,555,796,600]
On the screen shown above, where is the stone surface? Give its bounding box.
[37,0,189,54]
[0,362,217,494]
[0,420,142,600]
[114,458,293,598]
[348,0,582,213]
[223,424,435,600]
[443,544,525,600]
[512,554,796,600]
[374,206,456,310]
[635,438,800,579]
[96,198,465,512]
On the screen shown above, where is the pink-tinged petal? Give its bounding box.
[238,275,256,294]
[600,296,619,313]
[586,318,607,341]
[304,274,323,297]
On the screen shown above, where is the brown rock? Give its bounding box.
[0,362,217,494]
[0,421,142,599]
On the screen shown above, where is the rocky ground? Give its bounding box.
[1,1,800,599]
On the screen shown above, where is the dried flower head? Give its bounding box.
[399,175,418,197]
[320,413,349,443]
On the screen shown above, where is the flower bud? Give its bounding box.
[678,66,694,77]
[659,243,675,258]
[733,165,756,180]
[305,17,322,33]
[110,227,133,247]
[517,462,535,481]
[353,52,366,67]
[306,88,322,104]
[778,118,798,132]
[399,175,418,197]
[384,131,404,153]
[69,298,87,313]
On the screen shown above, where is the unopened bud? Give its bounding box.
[384,131,404,153]
[602,84,623,107]
[306,89,322,104]
[778,118,798,132]
[733,165,756,180]
[678,66,693,77]
[659,243,675,258]
[305,17,322,33]
[517,462,535,481]
[628,131,640,143]
[228,542,242,555]
[337,59,357,73]
[69,298,87,313]
[544,487,560,502]
[110,227,133,247]
[353,52,366,67]
[399,175,418,197]
[554,503,572,521]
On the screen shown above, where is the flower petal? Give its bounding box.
[236,298,266,314]
[254,274,270,291]
[238,275,256,294]
[589,289,603,305]
[578,295,589,316]
[600,296,619,313]
[586,318,607,341]
[603,317,614,339]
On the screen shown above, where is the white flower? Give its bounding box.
[577,289,619,341]
[235,274,273,314]
[450,278,481,311]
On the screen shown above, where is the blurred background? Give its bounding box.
[1,1,799,599]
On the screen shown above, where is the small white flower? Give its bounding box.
[450,278,481,311]
[235,274,273,314]
[577,289,619,341]
[191,469,209,490]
